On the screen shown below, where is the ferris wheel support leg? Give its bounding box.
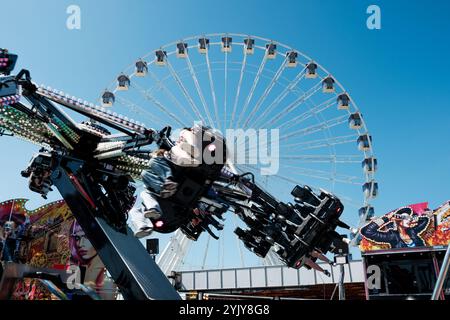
[51,157,180,300]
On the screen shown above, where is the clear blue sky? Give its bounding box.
[1,0,450,267]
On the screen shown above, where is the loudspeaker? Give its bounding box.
[333,234,349,255]
[146,238,159,255]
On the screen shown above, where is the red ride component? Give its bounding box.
[68,173,97,209]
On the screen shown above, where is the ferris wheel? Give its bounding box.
[99,33,378,271]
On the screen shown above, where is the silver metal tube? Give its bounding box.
[339,264,346,300]
[431,245,450,300]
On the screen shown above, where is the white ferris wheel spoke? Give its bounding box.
[201,234,211,270]
[240,113,349,155]
[279,114,349,143]
[235,47,269,129]
[243,57,288,129]
[115,95,166,126]
[282,96,337,130]
[282,134,357,151]
[249,68,307,129]
[223,49,229,129]
[147,69,196,123]
[279,154,361,163]
[240,164,361,188]
[205,48,221,132]
[279,164,363,185]
[230,47,249,130]
[185,52,215,128]
[166,57,207,124]
[259,82,322,129]
[130,82,186,127]
[232,213,246,268]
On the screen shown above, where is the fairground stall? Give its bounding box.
[359,201,450,300]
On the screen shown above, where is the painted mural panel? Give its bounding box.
[360,201,450,251]
[0,199,116,299]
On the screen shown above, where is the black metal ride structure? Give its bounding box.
[0,49,350,300]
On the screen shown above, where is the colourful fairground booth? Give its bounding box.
[359,201,450,300]
[0,199,117,300]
